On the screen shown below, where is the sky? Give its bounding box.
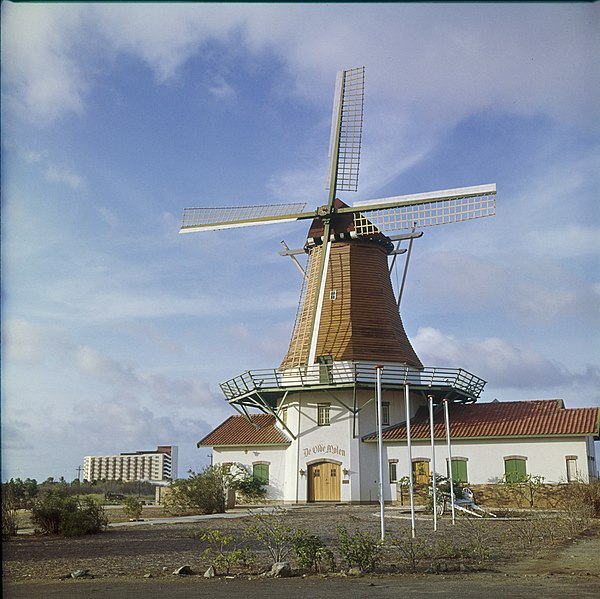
[2,2,599,482]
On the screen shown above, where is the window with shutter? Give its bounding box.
[446,458,468,484]
[504,457,527,483]
[253,463,269,485]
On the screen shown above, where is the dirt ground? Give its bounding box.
[3,505,600,598]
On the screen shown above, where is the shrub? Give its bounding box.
[291,528,334,572]
[31,491,107,536]
[123,496,144,520]
[499,474,545,508]
[507,514,548,550]
[2,478,39,509]
[244,508,294,564]
[60,496,108,537]
[458,519,491,561]
[561,479,600,519]
[2,487,19,539]
[232,475,267,504]
[198,529,254,575]
[387,533,432,572]
[336,527,382,572]
[165,466,230,515]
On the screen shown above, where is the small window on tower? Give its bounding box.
[318,403,331,426]
[382,402,390,426]
[330,290,337,300]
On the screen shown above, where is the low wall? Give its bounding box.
[395,483,574,509]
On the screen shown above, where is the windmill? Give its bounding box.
[180,67,496,376]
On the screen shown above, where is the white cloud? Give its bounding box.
[528,225,600,259]
[1,3,87,124]
[20,147,46,163]
[75,345,219,408]
[45,164,86,191]
[3,3,598,134]
[2,319,73,363]
[1,398,216,479]
[206,75,236,101]
[97,206,119,228]
[412,326,599,392]
[412,247,600,326]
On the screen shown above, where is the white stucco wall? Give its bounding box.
[207,391,597,504]
[383,436,594,484]
[212,446,288,500]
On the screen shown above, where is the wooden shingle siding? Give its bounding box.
[280,240,423,369]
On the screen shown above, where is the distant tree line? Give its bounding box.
[1,477,158,509]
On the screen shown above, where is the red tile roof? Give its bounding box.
[198,414,291,447]
[363,400,600,442]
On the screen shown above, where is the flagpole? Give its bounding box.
[429,395,438,531]
[375,365,385,541]
[443,398,456,525]
[405,383,416,538]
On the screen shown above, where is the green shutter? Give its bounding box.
[504,458,526,483]
[253,463,269,485]
[447,459,468,484]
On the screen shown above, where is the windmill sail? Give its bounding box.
[326,66,365,194]
[350,184,496,235]
[179,67,496,372]
[180,202,309,233]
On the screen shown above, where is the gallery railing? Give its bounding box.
[220,362,486,403]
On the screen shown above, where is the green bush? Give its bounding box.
[232,475,267,503]
[387,533,432,572]
[2,487,19,539]
[166,464,267,515]
[244,508,294,564]
[123,496,144,520]
[291,528,334,572]
[31,491,108,536]
[198,529,254,575]
[165,466,230,515]
[2,478,39,509]
[336,527,382,572]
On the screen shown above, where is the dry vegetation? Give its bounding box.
[3,502,599,582]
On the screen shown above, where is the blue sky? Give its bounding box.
[2,3,599,481]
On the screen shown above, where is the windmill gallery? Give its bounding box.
[183,68,599,505]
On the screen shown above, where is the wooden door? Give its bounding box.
[412,460,430,485]
[308,461,340,502]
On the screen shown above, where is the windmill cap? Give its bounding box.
[305,198,394,252]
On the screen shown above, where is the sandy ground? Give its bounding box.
[3,505,600,598]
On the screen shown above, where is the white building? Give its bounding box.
[83,445,178,482]
[198,366,598,504]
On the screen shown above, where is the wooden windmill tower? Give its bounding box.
[181,67,496,376]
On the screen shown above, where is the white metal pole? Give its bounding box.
[443,398,456,525]
[428,395,438,531]
[405,383,416,538]
[375,365,385,541]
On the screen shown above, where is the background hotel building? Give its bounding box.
[83,445,177,482]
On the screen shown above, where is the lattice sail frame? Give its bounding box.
[352,185,496,235]
[328,66,365,193]
[181,202,308,232]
